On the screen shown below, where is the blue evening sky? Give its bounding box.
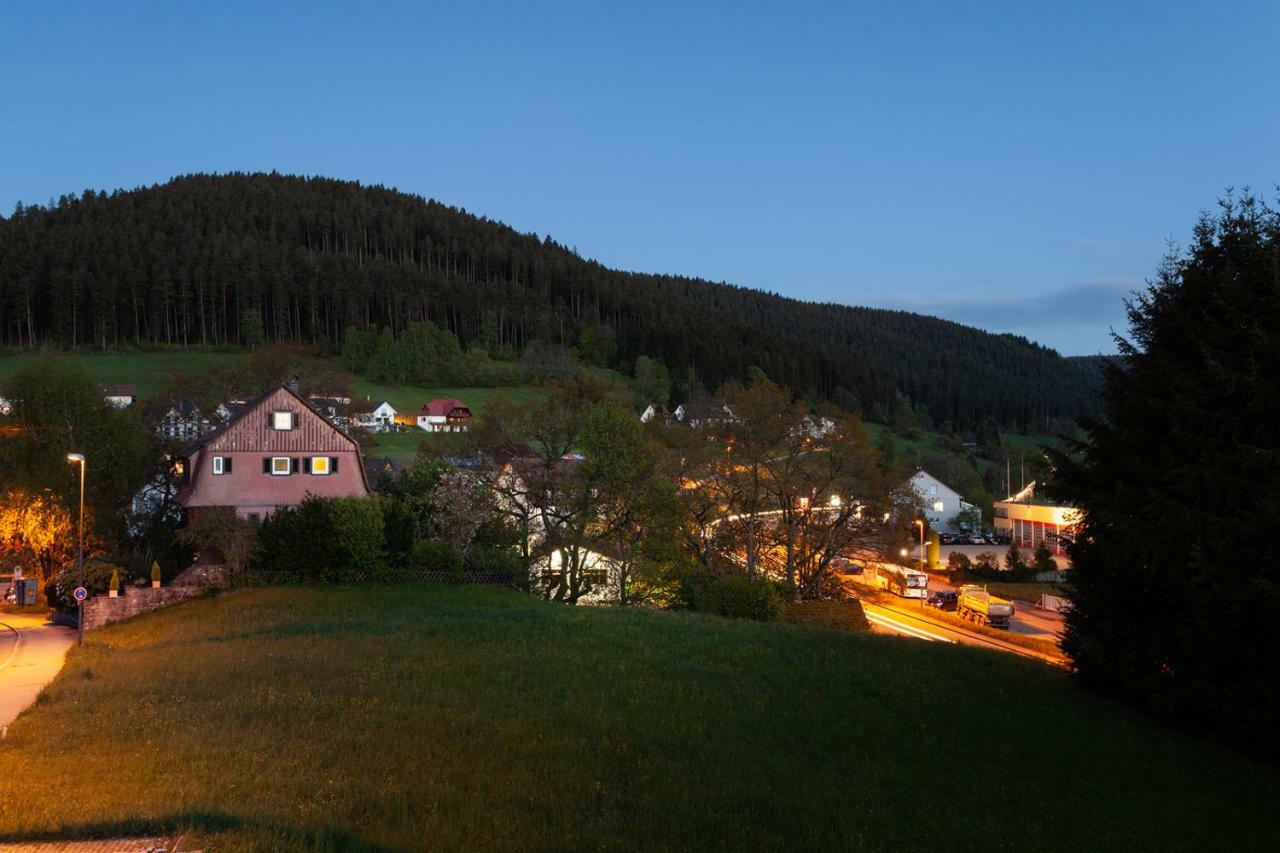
[2,1,1276,355]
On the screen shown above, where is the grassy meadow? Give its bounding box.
[0,585,1275,852]
[0,350,552,460]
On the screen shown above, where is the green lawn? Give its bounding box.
[0,586,1274,852]
[344,375,545,421]
[0,350,549,423]
[985,581,1064,603]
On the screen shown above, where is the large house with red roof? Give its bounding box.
[416,398,472,433]
[176,383,370,522]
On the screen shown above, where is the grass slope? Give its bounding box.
[0,586,1274,852]
[0,351,551,460]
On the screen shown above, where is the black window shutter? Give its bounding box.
[331,456,339,473]
[291,412,298,430]
[291,457,300,474]
[262,457,271,474]
[225,457,233,474]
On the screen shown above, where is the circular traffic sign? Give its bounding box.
[73,586,88,602]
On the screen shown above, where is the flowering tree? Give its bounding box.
[426,471,493,557]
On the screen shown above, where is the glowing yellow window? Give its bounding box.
[310,457,331,476]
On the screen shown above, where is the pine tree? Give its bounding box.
[1052,193,1280,759]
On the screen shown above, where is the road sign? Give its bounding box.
[73,586,88,602]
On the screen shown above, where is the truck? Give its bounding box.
[956,585,1014,629]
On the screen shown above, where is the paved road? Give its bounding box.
[860,597,1066,665]
[924,576,1066,642]
[0,612,76,730]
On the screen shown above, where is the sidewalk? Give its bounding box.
[0,612,76,730]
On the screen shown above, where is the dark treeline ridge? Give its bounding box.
[0,172,1100,429]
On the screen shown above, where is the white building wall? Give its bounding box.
[909,470,969,531]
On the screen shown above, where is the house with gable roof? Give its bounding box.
[175,383,371,522]
[416,398,472,433]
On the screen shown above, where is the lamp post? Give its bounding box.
[913,519,927,608]
[66,452,86,646]
[913,519,926,572]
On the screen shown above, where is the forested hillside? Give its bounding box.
[0,173,1101,429]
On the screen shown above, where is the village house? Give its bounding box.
[175,383,371,522]
[100,384,137,408]
[352,400,398,432]
[416,398,472,433]
[155,399,215,441]
[639,402,672,424]
[492,455,620,605]
[908,469,979,533]
[214,396,251,421]
[673,401,736,429]
[305,392,352,430]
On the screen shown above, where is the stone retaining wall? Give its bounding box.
[82,586,205,630]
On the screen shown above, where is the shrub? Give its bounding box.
[685,574,783,622]
[465,545,521,578]
[328,498,387,582]
[381,498,417,571]
[410,540,464,582]
[257,496,385,582]
[1031,542,1057,574]
[973,551,999,572]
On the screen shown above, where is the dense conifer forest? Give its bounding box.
[0,172,1101,429]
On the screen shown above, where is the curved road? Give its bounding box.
[0,612,76,729]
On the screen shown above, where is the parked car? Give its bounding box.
[968,533,986,545]
[939,533,956,545]
[925,590,958,611]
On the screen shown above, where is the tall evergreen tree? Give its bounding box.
[1052,193,1280,759]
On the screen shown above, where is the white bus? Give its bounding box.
[865,561,929,599]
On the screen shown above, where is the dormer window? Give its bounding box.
[272,411,295,431]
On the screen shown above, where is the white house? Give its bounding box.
[353,401,398,432]
[639,403,671,424]
[416,398,472,433]
[908,469,979,532]
[492,456,622,605]
[100,384,137,408]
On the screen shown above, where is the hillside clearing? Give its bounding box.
[0,586,1274,852]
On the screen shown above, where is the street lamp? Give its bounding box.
[913,519,926,571]
[66,452,85,646]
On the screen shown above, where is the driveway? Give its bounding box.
[0,612,76,730]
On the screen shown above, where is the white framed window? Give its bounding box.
[933,500,945,513]
[928,485,937,496]
[270,456,292,476]
[272,411,295,431]
[212,456,231,475]
[309,456,331,476]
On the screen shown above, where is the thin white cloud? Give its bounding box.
[872,278,1136,328]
